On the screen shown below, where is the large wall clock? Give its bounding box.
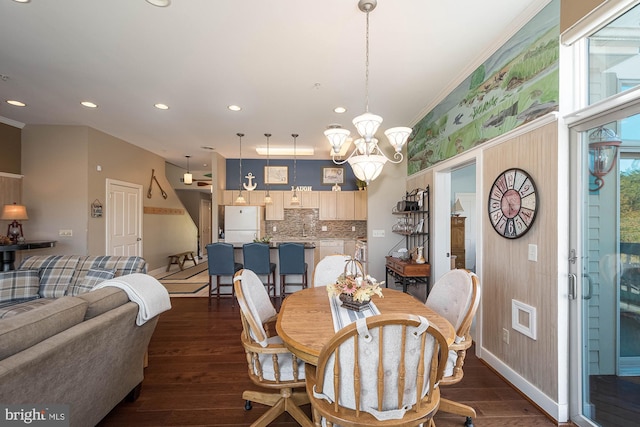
[488,168,538,239]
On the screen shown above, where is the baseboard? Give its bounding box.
[480,346,568,423]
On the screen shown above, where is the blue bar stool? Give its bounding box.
[242,242,277,298]
[206,242,243,306]
[278,243,308,297]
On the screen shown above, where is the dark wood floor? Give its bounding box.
[99,297,562,426]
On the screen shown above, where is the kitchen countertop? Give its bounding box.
[228,241,316,249]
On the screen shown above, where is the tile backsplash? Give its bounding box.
[265,208,366,241]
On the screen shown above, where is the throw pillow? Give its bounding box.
[22,256,81,298]
[0,270,40,304]
[69,268,116,296]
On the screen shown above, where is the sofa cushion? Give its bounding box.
[68,268,116,296]
[0,298,53,319]
[0,270,40,304]
[89,256,147,277]
[19,255,81,298]
[77,287,129,320]
[0,296,88,360]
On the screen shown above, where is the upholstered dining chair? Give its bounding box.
[233,268,312,427]
[206,242,243,305]
[242,242,277,298]
[312,254,363,287]
[278,243,308,297]
[305,313,448,427]
[425,269,481,427]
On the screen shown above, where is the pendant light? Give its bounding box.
[235,133,247,205]
[264,133,273,204]
[183,155,193,185]
[323,0,411,184]
[290,133,300,205]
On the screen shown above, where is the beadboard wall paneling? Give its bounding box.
[482,120,559,398]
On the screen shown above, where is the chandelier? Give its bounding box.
[324,0,412,184]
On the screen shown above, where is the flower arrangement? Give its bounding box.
[327,273,384,303]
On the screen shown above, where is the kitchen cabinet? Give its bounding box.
[222,190,265,206]
[451,216,466,269]
[354,190,367,220]
[265,191,284,220]
[319,191,355,220]
[284,191,318,209]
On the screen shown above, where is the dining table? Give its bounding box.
[276,286,455,365]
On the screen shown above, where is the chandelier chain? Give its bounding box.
[364,8,370,113]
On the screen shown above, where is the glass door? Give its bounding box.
[570,112,640,427]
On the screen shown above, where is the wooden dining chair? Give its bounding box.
[233,268,313,427]
[305,313,448,427]
[425,269,481,427]
[312,255,363,287]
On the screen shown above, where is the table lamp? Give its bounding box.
[1,203,29,243]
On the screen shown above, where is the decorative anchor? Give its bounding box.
[243,172,257,191]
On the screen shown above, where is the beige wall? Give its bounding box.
[0,122,22,175]
[482,121,559,398]
[560,0,605,32]
[21,125,197,270]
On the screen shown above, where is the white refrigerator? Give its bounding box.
[224,206,264,243]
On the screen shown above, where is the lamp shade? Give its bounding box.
[324,128,351,154]
[384,127,412,153]
[183,172,193,185]
[1,204,28,221]
[348,154,387,184]
[352,112,382,142]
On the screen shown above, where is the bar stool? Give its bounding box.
[206,242,243,306]
[242,242,277,298]
[278,243,308,297]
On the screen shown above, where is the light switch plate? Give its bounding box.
[528,244,537,262]
[373,229,385,238]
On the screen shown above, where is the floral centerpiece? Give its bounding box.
[327,273,384,311]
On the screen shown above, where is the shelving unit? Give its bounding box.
[386,187,430,296]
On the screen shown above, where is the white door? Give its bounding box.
[106,179,143,256]
[199,199,212,258]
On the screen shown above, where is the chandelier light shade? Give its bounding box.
[183,155,193,185]
[264,133,273,204]
[1,202,28,243]
[235,133,247,205]
[588,126,621,191]
[290,133,300,205]
[324,0,412,184]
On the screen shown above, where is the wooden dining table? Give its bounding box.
[276,286,455,365]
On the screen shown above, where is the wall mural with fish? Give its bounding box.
[407,0,559,174]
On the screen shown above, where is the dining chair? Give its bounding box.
[206,242,243,306]
[425,269,481,427]
[233,268,312,427]
[312,254,363,287]
[305,313,448,426]
[278,243,308,297]
[242,242,277,298]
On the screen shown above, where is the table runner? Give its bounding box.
[329,294,380,332]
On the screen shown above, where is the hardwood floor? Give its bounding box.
[99,297,561,426]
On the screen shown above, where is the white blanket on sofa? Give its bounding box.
[93,273,171,325]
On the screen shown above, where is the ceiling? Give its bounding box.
[0,0,550,173]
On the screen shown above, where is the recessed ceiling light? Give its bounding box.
[81,101,98,108]
[334,107,347,114]
[227,105,241,111]
[154,103,169,110]
[145,0,171,7]
[6,100,26,107]
[13,0,30,3]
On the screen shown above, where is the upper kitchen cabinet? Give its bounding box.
[284,191,318,209]
[222,190,265,206]
[354,191,367,220]
[319,191,355,220]
[265,191,284,220]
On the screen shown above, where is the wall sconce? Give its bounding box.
[588,126,621,192]
[1,203,29,243]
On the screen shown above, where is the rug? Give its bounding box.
[162,282,208,295]
[157,262,208,280]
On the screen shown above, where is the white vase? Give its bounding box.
[415,246,426,264]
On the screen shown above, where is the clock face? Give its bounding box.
[488,168,538,239]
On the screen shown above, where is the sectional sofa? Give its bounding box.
[0,255,170,426]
